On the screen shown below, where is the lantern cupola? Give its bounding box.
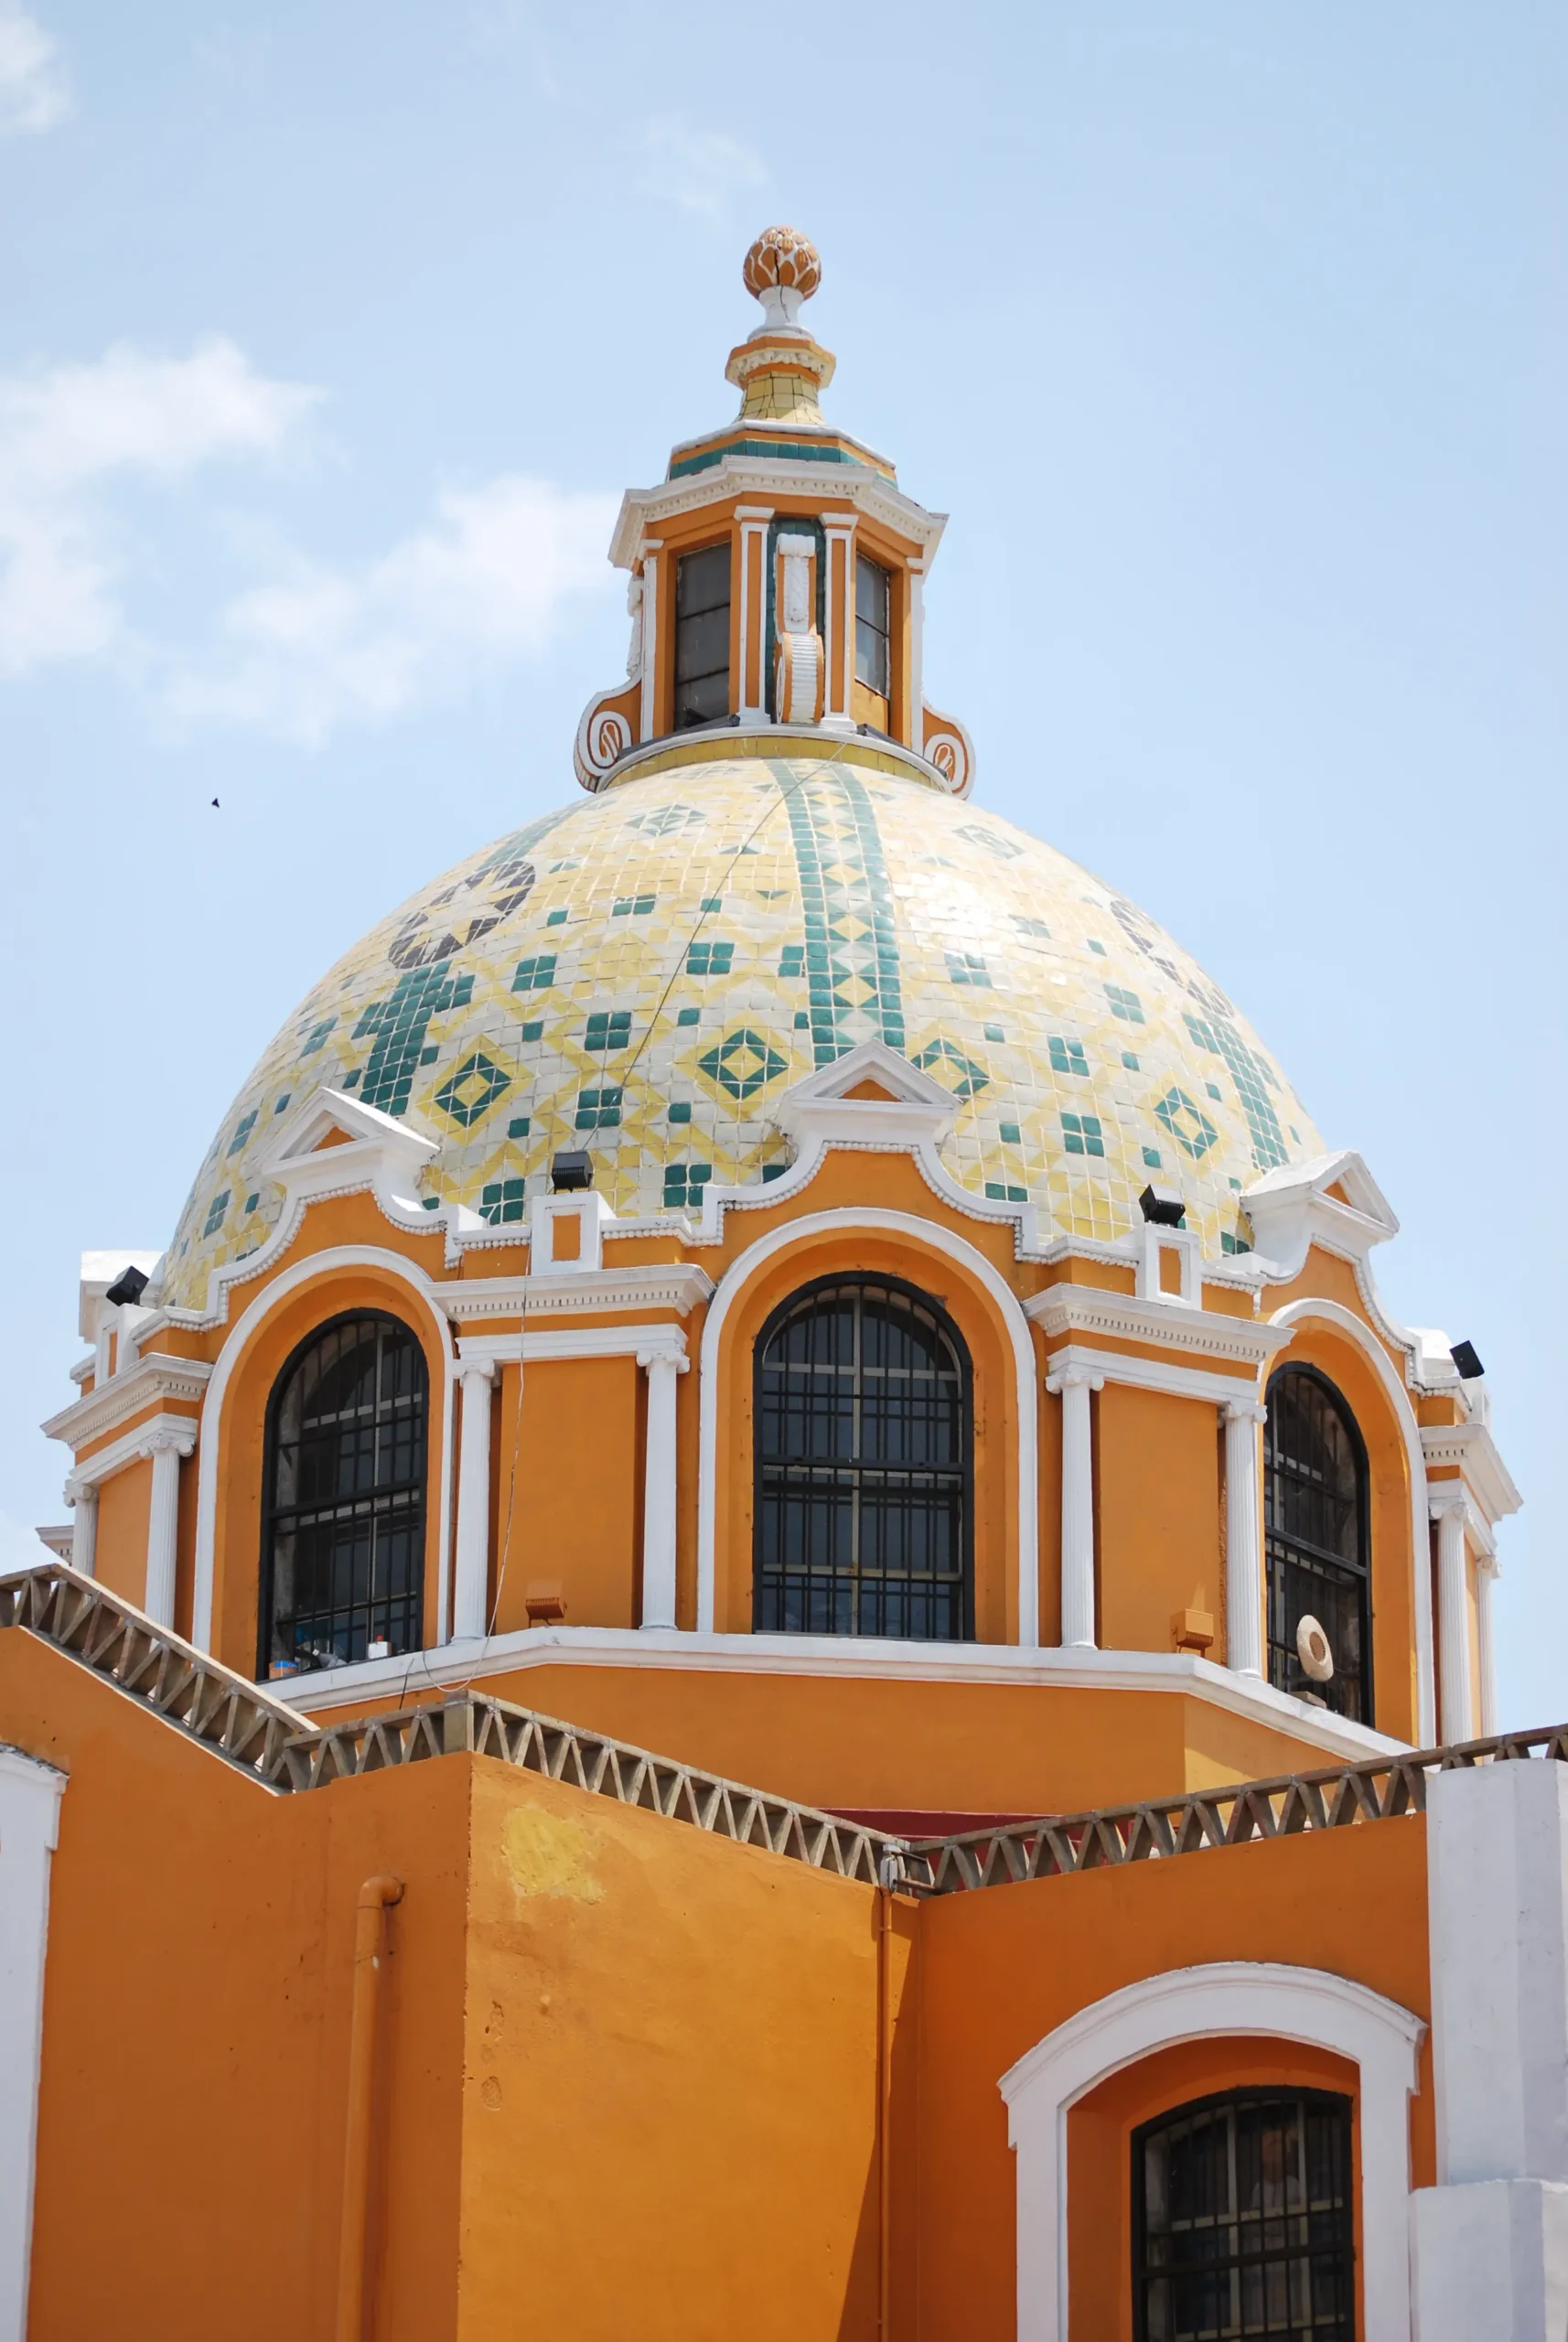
[575,228,974,795]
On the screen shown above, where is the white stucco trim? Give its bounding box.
[457,1324,689,1367]
[51,1411,198,1493]
[192,1246,456,1655]
[1039,1340,1262,1413]
[1000,1961,1424,2342]
[1270,1297,1436,1745]
[695,1208,1040,1641]
[272,1616,1405,1763]
[0,1746,66,2342]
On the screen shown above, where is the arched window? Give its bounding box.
[1133,2088,1355,2340]
[753,1276,972,1640]
[260,1312,428,1678]
[1263,1364,1371,1722]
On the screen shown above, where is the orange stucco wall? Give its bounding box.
[1097,1383,1224,1656]
[3,1617,1438,2342]
[4,1623,921,2342]
[91,1456,151,1608]
[318,1664,1371,1822]
[488,1353,643,1631]
[6,1630,468,2342]
[913,1821,1434,2340]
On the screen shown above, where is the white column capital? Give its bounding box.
[457,1355,498,1387]
[637,1348,689,1376]
[1224,1398,1267,1426]
[1429,1479,1474,1522]
[137,1421,197,1461]
[1046,1366,1104,1397]
[62,1476,94,1509]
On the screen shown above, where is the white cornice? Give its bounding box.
[59,1411,197,1491]
[1042,1341,1262,1412]
[1420,1422,1522,1528]
[1025,1287,1290,1370]
[438,1264,714,1322]
[275,1622,1407,1764]
[41,1356,212,1453]
[608,458,946,570]
[457,1323,688,1368]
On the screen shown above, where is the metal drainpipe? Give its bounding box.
[334,1875,403,2342]
[875,1865,897,2339]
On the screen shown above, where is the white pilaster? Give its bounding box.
[63,1477,95,1580]
[1432,1487,1476,1743]
[1477,1555,1498,1736]
[905,559,926,753]
[1224,1399,1266,1678]
[1412,1757,1568,2339]
[1047,1367,1101,1649]
[736,507,774,722]
[142,1423,195,1627]
[638,1349,688,1631]
[821,515,856,728]
[453,1359,498,1642]
[0,1747,66,2342]
[638,543,660,741]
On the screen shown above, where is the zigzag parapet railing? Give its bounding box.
[908,1726,1568,1895]
[0,1561,904,1886]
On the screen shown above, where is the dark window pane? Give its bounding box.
[261,1313,428,1677]
[675,543,730,727]
[1135,2090,1354,2342]
[1263,1367,1372,1723]
[855,552,891,695]
[754,1279,972,1641]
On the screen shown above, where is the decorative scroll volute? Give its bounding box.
[774,533,824,725]
[922,701,976,798]
[574,681,639,792]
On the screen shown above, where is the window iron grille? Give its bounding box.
[1263,1366,1372,1724]
[753,1277,973,1641]
[1133,2088,1355,2341]
[259,1312,428,1678]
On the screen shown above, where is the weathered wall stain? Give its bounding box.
[501,1802,605,1903]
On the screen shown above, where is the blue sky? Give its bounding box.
[1,2,1562,1723]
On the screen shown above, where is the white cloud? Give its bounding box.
[0,5,70,135]
[639,115,765,221]
[174,475,619,743]
[0,338,318,673]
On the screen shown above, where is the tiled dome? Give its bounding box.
[162,742,1322,1306]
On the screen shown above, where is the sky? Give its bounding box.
[1,1,1562,1724]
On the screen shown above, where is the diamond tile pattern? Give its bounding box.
[163,755,1322,1301]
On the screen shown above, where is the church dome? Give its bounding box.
[162,736,1321,1308]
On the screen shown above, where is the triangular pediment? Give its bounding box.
[1240,1148,1398,1276]
[1245,1150,1397,1238]
[770,1040,958,1153]
[257,1087,439,1181]
[779,1040,958,1113]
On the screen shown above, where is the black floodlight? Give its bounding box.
[1450,1339,1485,1381]
[550,1150,595,1193]
[1138,1186,1186,1229]
[104,1264,149,1307]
